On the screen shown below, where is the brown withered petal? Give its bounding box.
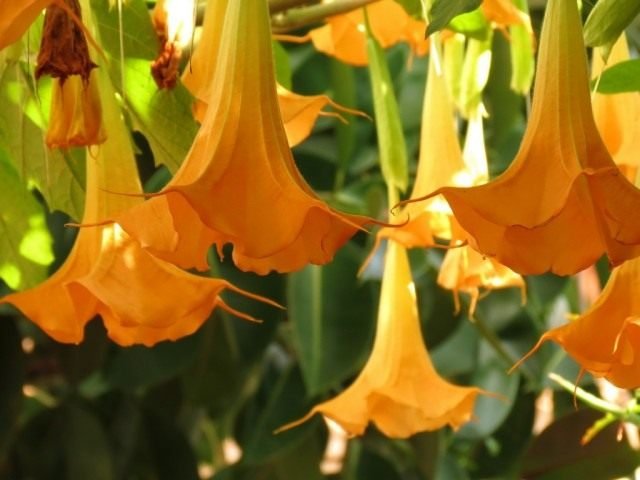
[36,0,96,83]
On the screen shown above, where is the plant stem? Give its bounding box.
[271,0,380,32]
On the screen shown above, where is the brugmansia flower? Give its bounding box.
[0,71,277,346]
[516,257,640,389]
[182,0,362,147]
[36,0,106,148]
[277,0,428,67]
[400,0,640,276]
[592,34,640,183]
[115,0,376,275]
[278,240,481,438]
[277,84,367,147]
[45,72,106,149]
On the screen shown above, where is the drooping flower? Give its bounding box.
[591,34,640,183]
[1,69,278,346]
[277,0,428,67]
[182,0,363,147]
[278,240,481,438]
[400,0,640,276]
[516,257,640,389]
[114,0,378,275]
[35,0,106,148]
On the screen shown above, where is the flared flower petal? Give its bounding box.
[592,34,640,183]
[276,84,367,147]
[402,0,640,276]
[115,0,376,275]
[279,241,481,438]
[517,257,640,389]
[1,69,277,346]
[279,0,428,67]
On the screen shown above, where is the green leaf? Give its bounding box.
[584,0,640,47]
[0,150,54,290]
[15,403,114,480]
[142,408,199,480]
[240,366,322,465]
[521,410,640,479]
[457,352,520,440]
[91,0,198,172]
[273,41,292,90]
[396,0,423,17]
[365,20,409,192]
[509,0,535,94]
[448,8,491,40]
[0,64,85,218]
[426,0,483,36]
[595,58,640,93]
[287,245,375,395]
[104,333,200,390]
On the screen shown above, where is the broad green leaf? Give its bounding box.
[15,403,114,480]
[273,41,292,90]
[509,0,535,94]
[458,34,493,117]
[457,352,520,439]
[521,410,640,479]
[584,0,640,47]
[142,409,199,480]
[91,0,198,172]
[448,8,491,40]
[240,366,322,465]
[365,20,409,192]
[0,150,53,290]
[287,245,375,395]
[396,0,423,17]
[0,64,85,218]
[104,333,200,391]
[426,0,483,36]
[595,58,640,93]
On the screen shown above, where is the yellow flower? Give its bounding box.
[1,70,277,346]
[516,257,640,389]
[400,0,640,276]
[34,0,106,148]
[115,0,377,275]
[277,0,428,67]
[592,34,640,183]
[278,240,481,438]
[45,72,106,149]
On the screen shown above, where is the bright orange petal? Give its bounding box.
[117,0,374,275]
[280,241,482,438]
[404,0,640,275]
[520,257,640,389]
[0,0,50,50]
[481,0,529,27]
[592,34,640,182]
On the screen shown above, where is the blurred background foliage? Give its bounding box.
[2,0,640,479]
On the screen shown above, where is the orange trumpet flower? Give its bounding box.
[1,71,277,346]
[400,0,640,276]
[278,240,481,438]
[0,0,51,50]
[516,256,640,389]
[115,0,377,275]
[592,34,640,183]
